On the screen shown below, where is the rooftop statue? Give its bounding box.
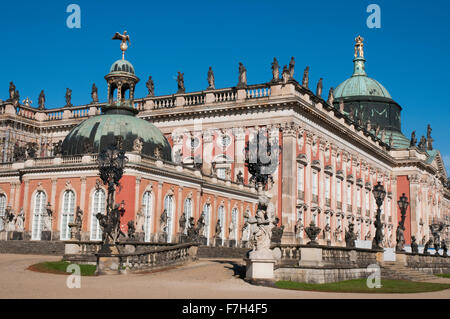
[91,83,99,103]
[9,82,16,101]
[281,65,290,84]
[410,130,417,147]
[207,67,215,90]
[418,135,427,151]
[237,62,247,88]
[316,78,323,97]
[354,35,364,58]
[426,124,433,150]
[289,57,295,78]
[112,31,130,60]
[271,58,279,82]
[177,72,185,93]
[38,90,45,110]
[65,88,72,107]
[327,87,334,105]
[146,76,154,96]
[302,66,309,88]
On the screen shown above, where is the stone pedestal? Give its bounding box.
[298,246,323,267]
[214,238,223,247]
[245,257,276,281]
[65,242,81,255]
[228,239,236,248]
[41,231,52,241]
[96,244,121,275]
[245,249,277,282]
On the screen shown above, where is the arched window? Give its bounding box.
[32,191,47,240]
[60,190,76,240]
[218,205,225,242]
[231,207,238,244]
[183,198,193,235]
[164,195,174,243]
[0,194,6,231]
[143,191,153,242]
[90,189,105,241]
[203,203,211,245]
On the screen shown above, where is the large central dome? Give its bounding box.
[61,50,172,160]
[61,110,172,160]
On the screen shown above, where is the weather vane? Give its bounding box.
[354,35,364,58]
[112,31,131,60]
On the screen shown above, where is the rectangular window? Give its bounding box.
[336,179,341,203]
[347,183,352,205]
[357,187,361,208]
[312,170,318,203]
[297,165,304,192]
[325,176,330,199]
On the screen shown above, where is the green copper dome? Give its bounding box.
[61,110,172,160]
[109,59,135,74]
[334,57,391,99]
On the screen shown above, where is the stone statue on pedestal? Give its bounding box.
[146,76,155,96]
[410,235,419,254]
[177,72,185,93]
[14,208,25,232]
[302,66,309,88]
[423,238,432,255]
[127,220,136,240]
[135,207,145,233]
[281,65,290,84]
[179,212,187,234]
[345,223,357,248]
[196,212,206,238]
[426,124,433,150]
[395,225,405,252]
[38,90,46,110]
[289,57,295,78]
[236,170,244,184]
[237,62,247,87]
[132,138,143,154]
[410,130,417,147]
[65,88,72,107]
[327,88,334,105]
[91,83,99,103]
[160,209,168,233]
[442,240,448,257]
[316,78,323,97]
[9,82,16,101]
[271,58,279,82]
[215,220,222,239]
[207,67,215,90]
[247,195,275,255]
[418,136,427,151]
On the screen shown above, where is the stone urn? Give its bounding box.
[305,221,321,246]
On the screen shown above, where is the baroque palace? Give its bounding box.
[0,35,449,249]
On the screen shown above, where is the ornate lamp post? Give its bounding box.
[97,138,128,249]
[395,193,409,252]
[372,182,386,250]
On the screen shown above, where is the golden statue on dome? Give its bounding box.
[354,35,364,58]
[112,31,131,60]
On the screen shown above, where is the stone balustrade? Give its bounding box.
[0,79,390,154]
[119,243,197,273]
[275,243,379,269]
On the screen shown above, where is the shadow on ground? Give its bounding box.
[209,259,246,279]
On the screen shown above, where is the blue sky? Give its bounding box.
[2,0,450,171]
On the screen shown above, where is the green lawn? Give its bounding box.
[275,279,450,294]
[29,261,97,276]
[435,273,450,278]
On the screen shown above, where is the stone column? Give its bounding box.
[155,182,163,242]
[80,177,87,239]
[134,176,141,215]
[234,127,246,181]
[177,186,183,239]
[280,124,297,244]
[23,180,30,231]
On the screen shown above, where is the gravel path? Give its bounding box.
[0,254,449,299]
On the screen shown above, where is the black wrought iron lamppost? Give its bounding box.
[395,193,409,252]
[97,138,128,249]
[372,181,386,250]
